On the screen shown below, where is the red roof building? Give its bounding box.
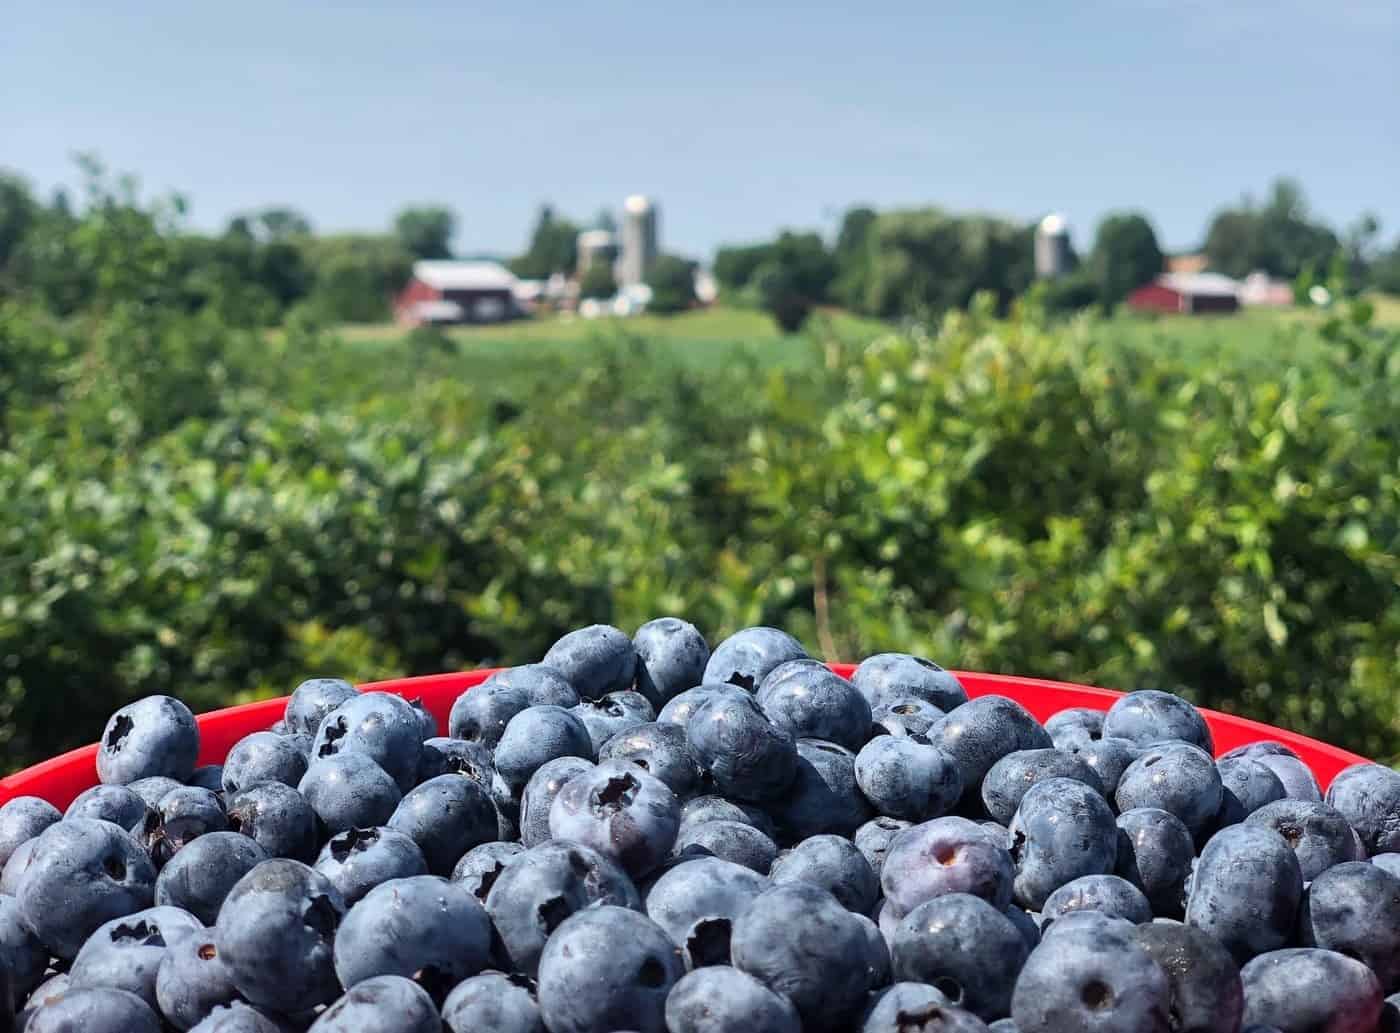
[1127,272,1241,315]
[394,261,521,325]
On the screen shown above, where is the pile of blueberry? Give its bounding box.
[2,621,1399,1032]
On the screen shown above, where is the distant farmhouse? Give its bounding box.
[394,260,521,326]
[1128,272,1242,315]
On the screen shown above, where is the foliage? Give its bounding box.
[832,206,877,310]
[1088,212,1163,309]
[578,261,617,300]
[713,242,775,293]
[509,204,579,279]
[394,206,456,260]
[298,234,413,324]
[1204,179,1340,280]
[646,255,697,314]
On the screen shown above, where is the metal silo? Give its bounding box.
[1034,213,1072,280]
[619,195,659,287]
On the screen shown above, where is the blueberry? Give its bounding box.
[68,906,202,1008]
[24,986,163,1033]
[854,817,913,880]
[1254,753,1322,803]
[225,782,318,861]
[17,972,70,1030]
[493,705,594,794]
[126,776,185,810]
[1114,807,1194,916]
[220,731,308,797]
[1064,736,1140,796]
[770,834,879,913]
[678,795,777,840]
[599,722,701,798]
[480,664,582,708]
[308,974,441,1032]
[931,696,1052,799]
[686,689,798,804]
[862,983,991,1033]
[1041,874,1151,929]
[851,653,969,712]
[1102,689,1213,753]
[311,692,423,793]
[664,966,801,1033]
[333,875,490,997]
[314,826,428,905]
[853,909,893,987]
[1326,763,1400,856]
[549,760,681,878]
[0,893,48,999]
[65,784,151,829]
[633,617,711,707]
[703,627,809,693]
[518,756,596,848]
[1375,853,1400,880]
[730,883,874,1031]
[854,736,962,822]
[285,678,358,736]
[0,835,39,896]
[1220,741,1298,762]
[484,841,640,978]
[892,893,1028,1019]
[981,748,1105,827]
[188,1001,292,1031]
[645,856,767,968]
[1240,948,1382,1033]
[1003,904,1041,952]
[16,818,157,959]
[1044,707,1105,749]
[1008,778,1118,911]
[1129,921,1244,1033]
[407,697,439,740]
[1035,909,1137,944]
[757,657,830,692]
[1011,925,1170,1033]
[215,859,346,1013]
[388,774,498,875]
[298,753,401,835]
[771,739,871,842]
[671,819,778,874]
[871,696,947,737]
[542,624,638,701]
[442,971,544,1033]
[449,679,531,749]
[97,695,200,785]
[417,737,495,786]
[571,691,656,755]
[1185,824,1303,964]
[1216,756,1288,825]
[138,786,228,866]
[156,831,267,924]
[1298,861,1400,991]
[188,765,227,792]
[537,906,682,1033]
[756,666,871,752]
[657,684,725,728]
[451,841,525,903]
[881,816,1014,918]
[1245,800,1362,881]
[156,934,241,1031]
[1115,743,1224,841]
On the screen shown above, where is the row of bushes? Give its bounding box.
[2,288,1397,768]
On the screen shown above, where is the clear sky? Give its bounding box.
[5,1,1398,260]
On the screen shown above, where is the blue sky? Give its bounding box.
[5,1,1397,260]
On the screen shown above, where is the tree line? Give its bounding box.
[715,179,1400,331]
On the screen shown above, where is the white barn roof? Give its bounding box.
[1158,272,1240,297]
[413,260,517,292]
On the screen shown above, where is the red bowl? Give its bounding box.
[0,668,1370,812]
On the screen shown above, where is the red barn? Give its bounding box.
[1128,272,1241,315]
[395,261,520,325]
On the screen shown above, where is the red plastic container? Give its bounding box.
[0,668,1370,812]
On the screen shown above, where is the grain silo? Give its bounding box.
[618,195,659,287]
[1034,213,1072,280]
[576,229,619,273]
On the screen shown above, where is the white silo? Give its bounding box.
[618,195,659,287]
[1034,213,1072,280]
[576,228,619,273]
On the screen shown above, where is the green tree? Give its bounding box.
[1204,179,1339,279]
[300,234,413,323]
[394,206,456,260]
[832,206,877,309]
[646,255,696,314]
[713,242,773,292]
[1088,212,1163,309]
[578,260,617,300]
[0,171,38,274]
[510,204,579,279]
[753,261,810,332]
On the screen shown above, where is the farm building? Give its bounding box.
[394,260,521,325]
[1128,272,1241,315]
